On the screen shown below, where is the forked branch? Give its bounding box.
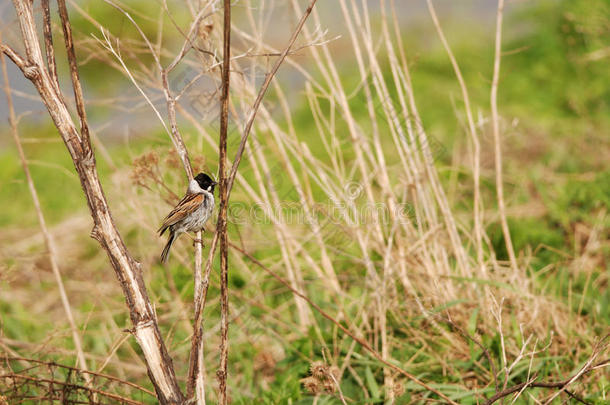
[1,1,183,403]
[1,28,90,385]
[483,336,609,405]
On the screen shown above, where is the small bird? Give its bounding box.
[159,173,217,263]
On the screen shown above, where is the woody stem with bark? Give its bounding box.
[1,1,183,402]
[95,2,205,399]
[217,0,231,402]
[193,1,319,401]
[1,29,90,384]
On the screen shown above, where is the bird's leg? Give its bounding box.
[185,232,204,247]
[183,232,196,242]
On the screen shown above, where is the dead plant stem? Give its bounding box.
[1,29,90,383]
[228,242,459,405]
[217,0,231,402]
[490,0,518,272]
[1,1,183,402]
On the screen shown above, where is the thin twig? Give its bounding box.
[226,0,318,197]
[1,373,145,405]
[228,241,460,405]
[3,356,155,396]
[189,0,320,401]
[101,3,211,396]
[0,43,27,70]
[443,316,498,392]
[164,1,216,74]
[425,0,484,272]
[483,338,609,405]
[41,0,60,93]
[57,0,92,153]
[490,0,518,272]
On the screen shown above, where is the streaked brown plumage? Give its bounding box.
[158,193,204,234]
[159,173,216,263]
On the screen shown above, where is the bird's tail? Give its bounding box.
[160,232,176,263]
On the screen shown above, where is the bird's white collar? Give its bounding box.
[188,178,204,194]
[188,178,214,195]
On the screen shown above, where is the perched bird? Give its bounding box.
[159,173,217,263]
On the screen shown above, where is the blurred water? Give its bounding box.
[0,0,522,143]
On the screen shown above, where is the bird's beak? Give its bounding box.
[212,181,218,186]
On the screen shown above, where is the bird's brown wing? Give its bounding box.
[158,193,203,234]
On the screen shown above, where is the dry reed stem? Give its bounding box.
[229,242,459,404]
[57,0,92,155]
[335,13,408,376]
[1,30,90,384]
[216,0,231,403]
[483,335,609,404]
[268,83,342,293]
[93,3,211,399]
[423,0,484,273]
[244,139,311,326]
[490,0,518,272]
[1,1,183,402]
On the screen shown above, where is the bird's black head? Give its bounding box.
[194,173,217,193]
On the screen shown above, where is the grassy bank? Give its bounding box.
[1,0,608,403]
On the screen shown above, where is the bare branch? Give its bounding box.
[1,27,90,385]
[0,43,27,71]
[187,229,218,401]
[57,0,92,152]
[41,0,60,93]
[483,344,609,405]
[6,1,184,402]
[188,1,322,402]
[225,0,318,196]
[217,0,232,402]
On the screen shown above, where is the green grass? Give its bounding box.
[0,130,84,228]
